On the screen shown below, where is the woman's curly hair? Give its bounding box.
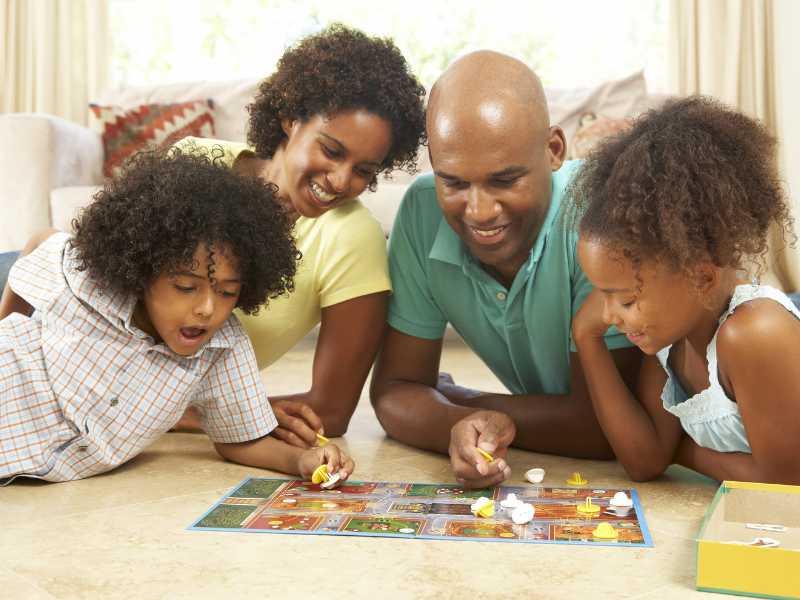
[71,146,299,314]
[247,23,426,190]
[570,96,793,276]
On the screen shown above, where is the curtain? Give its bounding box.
[0,0,109,125]
[669,0,798,291]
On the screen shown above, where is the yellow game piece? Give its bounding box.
[566,472,588,486]
[576,497,601,515]
[311,464,330,484]
[592,523,619,539]
[476,501,495,518]
[476,448,494,462]
[316,432,330,446]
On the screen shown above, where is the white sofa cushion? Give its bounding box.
[50,185,102,233]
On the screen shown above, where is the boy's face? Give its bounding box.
[577,239,707,355]
[137,243,241,356]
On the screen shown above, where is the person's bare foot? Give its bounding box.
[169,406,205,433]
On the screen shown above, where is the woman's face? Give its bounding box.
[274,109,393,218]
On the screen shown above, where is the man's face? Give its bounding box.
[428,102,565,286]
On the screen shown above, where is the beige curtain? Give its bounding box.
[669,0,798,291]
[0,0,109,125]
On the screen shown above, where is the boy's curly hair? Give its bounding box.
[247,23,426,190]
[570,96,793,276]
[71,146,299,314]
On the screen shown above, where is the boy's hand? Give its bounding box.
[298,443,355,485]
[572,289,611,343]
[270,399,324,449]
[449,410,514,489]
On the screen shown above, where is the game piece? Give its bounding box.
[470,497,495,518]
[311,464,330,485]
[192,477,653,547]
[746,523,787,533]
[316,432,329,446]
[525,468,545,484]
[592,523,618,539]
[511,503,535,525]
[566,472,588,486]
[500,493,522,511]
[610,491,633,508]
[576,497,600,515]
[476,448,494,462]
[320,472,341,489]
[725,537,781,548]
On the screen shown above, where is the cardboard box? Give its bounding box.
[697,481,800,599]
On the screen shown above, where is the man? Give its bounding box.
[370,51,640,488]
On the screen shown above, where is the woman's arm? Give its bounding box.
[573,290,682,481]
[691,300,800,484]
[269,291,389,446]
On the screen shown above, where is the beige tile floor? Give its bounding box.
[0,332,721,600]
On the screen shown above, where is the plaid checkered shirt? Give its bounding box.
[0,233,277,483]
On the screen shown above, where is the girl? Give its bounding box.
[0,148,354,483]
[173,24,427,445]
[570,96,800,484]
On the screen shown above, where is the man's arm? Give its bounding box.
[438,347,641,459]
[371,326,639,458]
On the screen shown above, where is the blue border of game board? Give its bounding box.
[188,477,654,548]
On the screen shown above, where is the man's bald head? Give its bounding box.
[427,50,550,147]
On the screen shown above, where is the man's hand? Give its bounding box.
[270,399,324,449]
[449,410,515,488]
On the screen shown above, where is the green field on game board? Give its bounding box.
[190,478,653,547]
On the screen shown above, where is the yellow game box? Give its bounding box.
[696,480,800,599]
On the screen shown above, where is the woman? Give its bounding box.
[173,24,426,446]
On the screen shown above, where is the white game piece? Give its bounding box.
[511,502,535,525]
[746,523,787,533]
[398,527,415,534]
[525,468,545,484]
[320,472,341,489]
[610,491,633,507]
[470,496,492,513]
[500,493,523,510]
[282,498,297,504]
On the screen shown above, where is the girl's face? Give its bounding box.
[577,238,708,355]
[136,244,241,356]
[273,109,393,218]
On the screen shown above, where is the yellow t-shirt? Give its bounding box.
[177,137,391,367]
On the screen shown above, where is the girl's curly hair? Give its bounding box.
[570,96,793,276]
[247,23,426,190]
[71,146,299,314]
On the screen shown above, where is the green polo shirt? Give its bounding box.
[387,160,629,396]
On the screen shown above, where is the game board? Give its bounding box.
[190,478,653,547]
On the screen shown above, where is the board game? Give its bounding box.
[190,478,653,547]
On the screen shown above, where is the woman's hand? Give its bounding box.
[572,289,611,344]
[270,399,324,449]
[297,443,355,485]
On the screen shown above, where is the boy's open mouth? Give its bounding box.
[180,327,207,340]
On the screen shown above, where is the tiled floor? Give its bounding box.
[0,332,719,599]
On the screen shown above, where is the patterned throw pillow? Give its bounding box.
[568,112,632,160]
[89,100,215,177]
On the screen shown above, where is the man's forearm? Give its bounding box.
[373,381,479,454]
[446,390,614,459]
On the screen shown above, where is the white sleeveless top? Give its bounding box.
[656,284,800,453]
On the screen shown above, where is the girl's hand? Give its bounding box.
[270,399,324,449]
[297,443,355,485]
[573,289,611,343]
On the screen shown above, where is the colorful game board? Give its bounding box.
[190,478,653,547]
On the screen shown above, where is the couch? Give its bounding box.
[0,71,660,252]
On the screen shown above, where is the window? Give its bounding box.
[110,0,667,91]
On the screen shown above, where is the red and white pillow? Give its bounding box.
[89,100,215,178]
